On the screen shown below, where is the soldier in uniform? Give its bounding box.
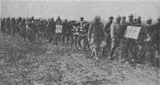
[1,18,6,35]
[108,16,121,60]
[119,16,128,62]
[62,19,69,45]
[137,18,152,64]
[88,16,104,60]
[46,18,56,44]
[55,17,63,45]
[78,17,88,50]
[5,17,11,35]
[71,22,79,49]
[19,18,26,41]
[10,17,16,36]
[150,17,160,67]
[102,16,114,57]
[125,14,138,64]
[134,16,143,63]
[141,18,155,66]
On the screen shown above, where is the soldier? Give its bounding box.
[46,18,56,44]
[1,18,6,35]
[78,17,88,50]
[137,18,152,64]
[108,16,121,60]
[5,17,11,35]
[56,16,62,24]
[134,16,143,64]
[62,19,69,45]
[27,18,37,43]
[10,17,16,36]
[55,17,63,45]
[71,22,79,49]
[124,14,138,64]
[88,16,104,60]
[140,18,155,66]
[19,18,26,40]
[102,16,114,57]
[150,17,160,67]
[38,19,46,37]
[119,16,128,62]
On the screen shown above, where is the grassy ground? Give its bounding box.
[0,35,159,85]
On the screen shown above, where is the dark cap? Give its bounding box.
[80,17,84,19]
[121,16,126,19]
[129,14,133,17]
[109,16,114,19]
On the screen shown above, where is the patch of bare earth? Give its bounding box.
[0,35,159,85]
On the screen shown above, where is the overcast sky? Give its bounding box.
[1,0,160,21]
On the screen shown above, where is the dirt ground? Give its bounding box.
[0,35,159,85]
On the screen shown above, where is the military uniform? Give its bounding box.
[119,17,128,61]
[5,18,11,35]
[46,19,56,44]
[1,18,6,35]
[78,21,89,50]
[62,20,69,45]
[149,21,160,67]
[88,16,104,59]
[102,20,113,56]
[109,17,121,59]
[124,20,137,63]
[143,24,156,66]
[10,18,17,35]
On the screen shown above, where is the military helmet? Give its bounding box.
[116,15,121,19]
[80,17,84,19]
[147,17,152,21]
[129,14,133,17]
[109,16,114,20]
[94,16,101,20]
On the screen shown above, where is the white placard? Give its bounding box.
[55,25,62,33]
[124,26,141,39]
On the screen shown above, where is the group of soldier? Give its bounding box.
[1,14,160,67]
[88,14,160,67]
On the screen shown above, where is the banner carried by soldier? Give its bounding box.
[55,25,63,33]
[124,26,141,39]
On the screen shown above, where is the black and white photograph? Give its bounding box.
[0,0,160,85]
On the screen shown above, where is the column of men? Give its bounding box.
[1,15,160,67]
[88,14,159,67]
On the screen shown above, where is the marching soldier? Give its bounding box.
[141,18,155,66]
[133,16,143,64]
[119,16,128,62]
[5,17,11,35]
[10,17,16,36]
[108,16,121,60]
[78,17,88,50]
[149,17,160,67]
[62,19,70,46]
[102,16,114,57]
[71,22,79,49]
[55,17,63,45]
[88,16,104,60]
[1,18,6,35]
[46,18,56,44]
[125,14,138,64]
[137,18,152,64]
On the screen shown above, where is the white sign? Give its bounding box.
[55,25,62,33]
[124,26,141,39]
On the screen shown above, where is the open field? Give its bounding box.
[0,35,159,85]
